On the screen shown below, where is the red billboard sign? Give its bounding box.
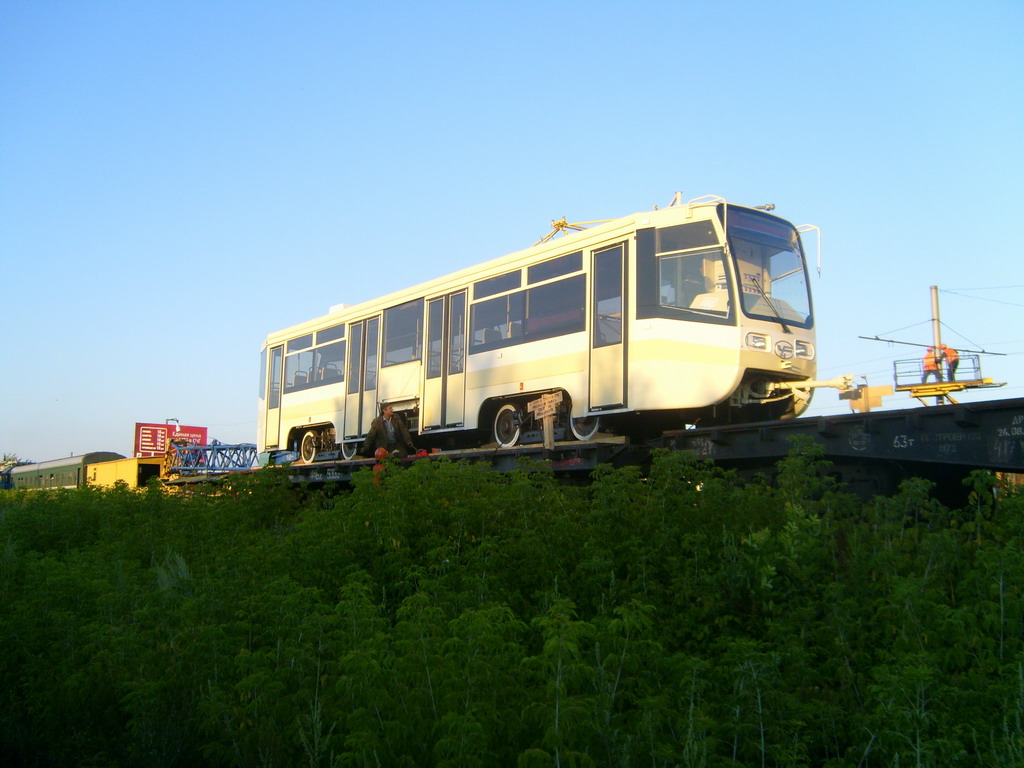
[134,423,209,457]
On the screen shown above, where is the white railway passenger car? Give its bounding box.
[258,195,829,463]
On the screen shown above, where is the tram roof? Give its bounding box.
[263,198,772,345]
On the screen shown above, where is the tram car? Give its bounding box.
[258,195,831,463]
[8,452,127,490]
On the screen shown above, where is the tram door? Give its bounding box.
[343,316,381,441]
[264,345,284,447]
[421,290,467,431]
[589,244,627,409]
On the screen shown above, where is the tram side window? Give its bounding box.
[283,337,347,394]
[594,245,623,347]
[475,271,521,299]
[315,341,346,384]
[383,299,424,367]
[426,299,443,379]
[449,293,466,375]
[284,333,315,391]
[268,347,282,408]
[472,292,525,350]
[470,274,585,352]
[658,223,717,252]
[528,251,581,284]
[347,324,363,395]
[288,334,314,352]
[525,275,585,340]
[317,323,345,344]
[365,318,379,390]
[285,348,316,393]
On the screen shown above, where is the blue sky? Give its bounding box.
[2,1,1022,461]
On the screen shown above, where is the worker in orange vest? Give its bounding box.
[922,347,940,383]
[940,344,959,381]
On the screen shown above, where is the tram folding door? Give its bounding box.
[264,345,284,447]
[422,290,467,431]
[344,316,380,441]
[589,243,626,409]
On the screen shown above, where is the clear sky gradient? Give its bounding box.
[3,1,1022,461]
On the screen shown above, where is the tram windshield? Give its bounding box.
[728,209,812,328]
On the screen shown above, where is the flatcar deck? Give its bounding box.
[669,396,1024,500]
[285,435,642,484]
[167,398,1024,505]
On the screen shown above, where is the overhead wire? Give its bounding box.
[873,320,931,337]
[940,289,1024,309]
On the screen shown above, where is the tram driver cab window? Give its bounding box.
[659,249,731,317]
[688,265,730,314]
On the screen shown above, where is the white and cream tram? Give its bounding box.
[258,195,833,462]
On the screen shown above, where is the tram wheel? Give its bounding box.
[493,404,521,448]
[340,441,358,461]
[300,431,318,463]
[568,414,600,441]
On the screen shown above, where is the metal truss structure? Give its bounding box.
[163,441,258,477]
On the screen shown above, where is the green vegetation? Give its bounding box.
[1,444,1022,767]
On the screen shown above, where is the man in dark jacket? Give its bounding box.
[362,404,416,457]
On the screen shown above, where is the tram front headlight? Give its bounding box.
[795,340,815,359]
[746,333,769,351]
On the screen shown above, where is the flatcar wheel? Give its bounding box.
[300,431,318,463]
[493,404,521,448]
[340,441,358,461]
[569,414,600,441]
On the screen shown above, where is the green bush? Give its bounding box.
[1,450,1021,767]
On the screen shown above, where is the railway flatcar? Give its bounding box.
[258,194,837,463]
[8,452,126,490]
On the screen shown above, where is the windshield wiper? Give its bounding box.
[750,276,791,334]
